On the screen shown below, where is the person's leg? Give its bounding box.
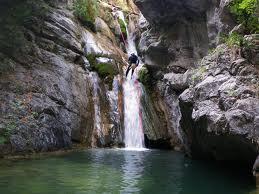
[131,69,134,78]
[131,64,136,78]
[126,64,132,77]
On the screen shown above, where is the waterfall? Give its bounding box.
[116,10,145,149]
[89,72,104,146]
[123,80,145,149]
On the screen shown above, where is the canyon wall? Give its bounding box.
[135,0,259,167]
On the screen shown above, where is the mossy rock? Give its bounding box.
[94,63,118,78]
[86,54,97,68]
[86,54,119,89]
[138,66,150,87]
[94,63,118,90]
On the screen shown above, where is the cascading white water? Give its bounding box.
[123,79,145,149]
[116,10,145,149]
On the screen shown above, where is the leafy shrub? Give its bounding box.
[73,0,98,26]
[221,32,253,50]
[225,32,244,47]
[229,0,259,33]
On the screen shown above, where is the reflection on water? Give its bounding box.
[0,149,257,194]
[121,150,146,193]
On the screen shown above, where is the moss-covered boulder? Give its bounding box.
[138,65,150,87]
[87,55,119,89]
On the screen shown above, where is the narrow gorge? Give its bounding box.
[0,0,258,193]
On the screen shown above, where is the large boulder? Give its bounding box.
[179,44,259,167]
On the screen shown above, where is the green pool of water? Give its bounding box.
[0,149,257,194]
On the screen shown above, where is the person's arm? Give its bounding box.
[137,59,140,65]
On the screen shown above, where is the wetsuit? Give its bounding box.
[126,54,139,78]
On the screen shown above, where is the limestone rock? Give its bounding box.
[179,44,259,167]
[0,0,126,155]
[135,0,208,26]
[95,17,116,43]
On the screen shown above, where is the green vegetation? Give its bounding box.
[86,54,97,67]
[222,32,244,47]
[86,54,118,78]
[93,62,118,90]
[86,54,118,89]
[118,18,127,36]
[73,0,98,30]
[229,0,259,33]
[0,122,16,145]
[138,66,150,87]
[93,63,118,78]
[220,32,253,51]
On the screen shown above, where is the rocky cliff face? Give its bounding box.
[179,44,259,165]
[0,0,170,156]
[135,0,217,149]
[135,0,259,167]
[0,0,131,155]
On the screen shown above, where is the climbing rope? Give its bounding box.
[120,30,127,46]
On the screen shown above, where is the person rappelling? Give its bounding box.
[126,53,139,78]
